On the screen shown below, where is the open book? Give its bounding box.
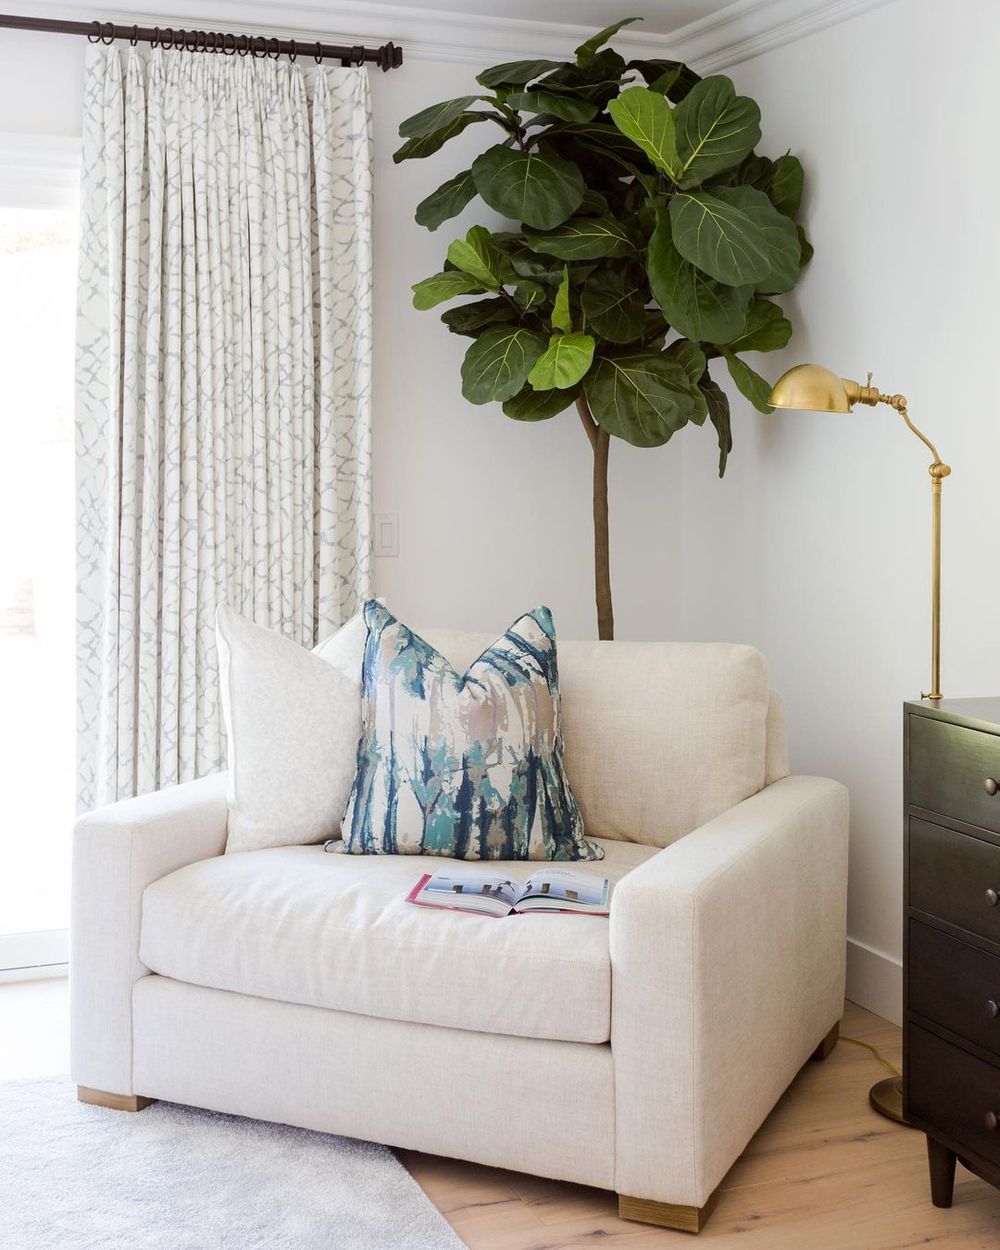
[406,868,611,918]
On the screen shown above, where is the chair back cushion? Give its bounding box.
[421,629,771,848]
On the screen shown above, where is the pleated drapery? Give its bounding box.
[76,45,373,809]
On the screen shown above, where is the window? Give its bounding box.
[0,135,79,976]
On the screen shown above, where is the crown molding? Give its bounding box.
[664,0,900,73]
[2,0,897,71]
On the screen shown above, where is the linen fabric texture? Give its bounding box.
[339,602,601,861]
[76,44,373,809]
[216,606,370,853]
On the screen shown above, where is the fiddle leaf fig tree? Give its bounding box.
[398,17,808,639]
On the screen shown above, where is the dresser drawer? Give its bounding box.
[909,920,1000,1058]
[907,1024,1000,1167]
[909,714,1000,833]
[909,818,1000,942]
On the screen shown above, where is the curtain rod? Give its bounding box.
[0,12,404,69]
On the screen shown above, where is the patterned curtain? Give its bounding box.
[76,45,373,810]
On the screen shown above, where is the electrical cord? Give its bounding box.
[838,1034,901,1078]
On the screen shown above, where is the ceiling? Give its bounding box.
[379,0,738,37]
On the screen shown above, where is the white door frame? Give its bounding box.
[0,131,80,978]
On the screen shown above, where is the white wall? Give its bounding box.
[4,1,975,1022]
[711,0,1000,1021]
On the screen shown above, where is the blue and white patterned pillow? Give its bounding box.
[336,601,602,861]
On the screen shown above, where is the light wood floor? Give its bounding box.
[4,983,999,1247]
[400,1002,1000,1249]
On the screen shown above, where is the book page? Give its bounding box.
[516,868,610,912]
[414,872,528,915]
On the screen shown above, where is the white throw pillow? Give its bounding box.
[216,606,369,853]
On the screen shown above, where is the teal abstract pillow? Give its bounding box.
[337,602,602,861]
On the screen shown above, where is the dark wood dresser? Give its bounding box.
[905,697,1000,1206]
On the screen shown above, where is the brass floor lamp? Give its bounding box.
[767,363,951,1124]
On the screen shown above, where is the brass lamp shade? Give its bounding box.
[768,364,853,413]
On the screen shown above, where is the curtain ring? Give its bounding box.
[287,38,297,62]
[129,24,139,47]
[195,30,208,53]
[87,20,101,43]
[314,41,323,64]
[251,35,267,59]
[237,34,249,56]
[162,28,174,50]
[100,21,116,45]
[354,45,365,66]
[185,29,197,52]
[222,32,235,55]
[267,38,280,60]
[150,26,159,48]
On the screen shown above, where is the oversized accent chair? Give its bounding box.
[72,634,848,1233]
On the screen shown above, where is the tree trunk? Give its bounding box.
[576,395,614,641]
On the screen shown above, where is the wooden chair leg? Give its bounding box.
[810,1020,840,1061]
[77,1086,153,1112]
[618,1184,720,1233]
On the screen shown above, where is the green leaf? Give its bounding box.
[769,153,803,217]
[399,96,482,139]
[723,350,774,413]
[798,225,814,267]
[471,144,585,230]
[575,17,641,68]
[461,328,548,403]
[440,298,517,337]
[580,269,647,343]
[509,249,563,284]
[412,271,485,310]
[505,90,598,123]
[647,211,751,342]
[664,339,706,387]
[476,59,563,89]
[513,279,547,312]
[523,216,634,260]
[528,333,596,390]
[628,59,701,102]
[415,170,477,231]
[551,266,572,333]
[578,190,611,216]
[725,298,792,354]
[607,86,679,179]
[446,226,504,289]
[503,385,577,421]
[674,75,761,187]
[669,186,796,286]
[393,113,488,163]
[754,208,802,293]
[700,376,732,475]
[586,351,699,447]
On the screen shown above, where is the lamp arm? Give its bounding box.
[884,394,946,472]
[879,392,950,702]
[845,376,950,699]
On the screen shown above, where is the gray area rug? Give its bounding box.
[0,1079,466,1249]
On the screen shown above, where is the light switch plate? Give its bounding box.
[374,513,398,558]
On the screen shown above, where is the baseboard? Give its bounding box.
[846,936,902,1026]
[0,963,68,985]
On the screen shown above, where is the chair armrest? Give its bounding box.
[610,775,848,1208]
[71,773,229,1093]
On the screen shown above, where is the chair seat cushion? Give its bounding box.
[139,839,656,1044]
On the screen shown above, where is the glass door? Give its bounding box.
[0,139,79,975]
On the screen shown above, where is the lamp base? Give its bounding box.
[870,1076,911,1125]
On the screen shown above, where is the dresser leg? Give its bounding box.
[927,1135,956,1207]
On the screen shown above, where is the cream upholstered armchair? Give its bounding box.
[72,635,848,1234]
